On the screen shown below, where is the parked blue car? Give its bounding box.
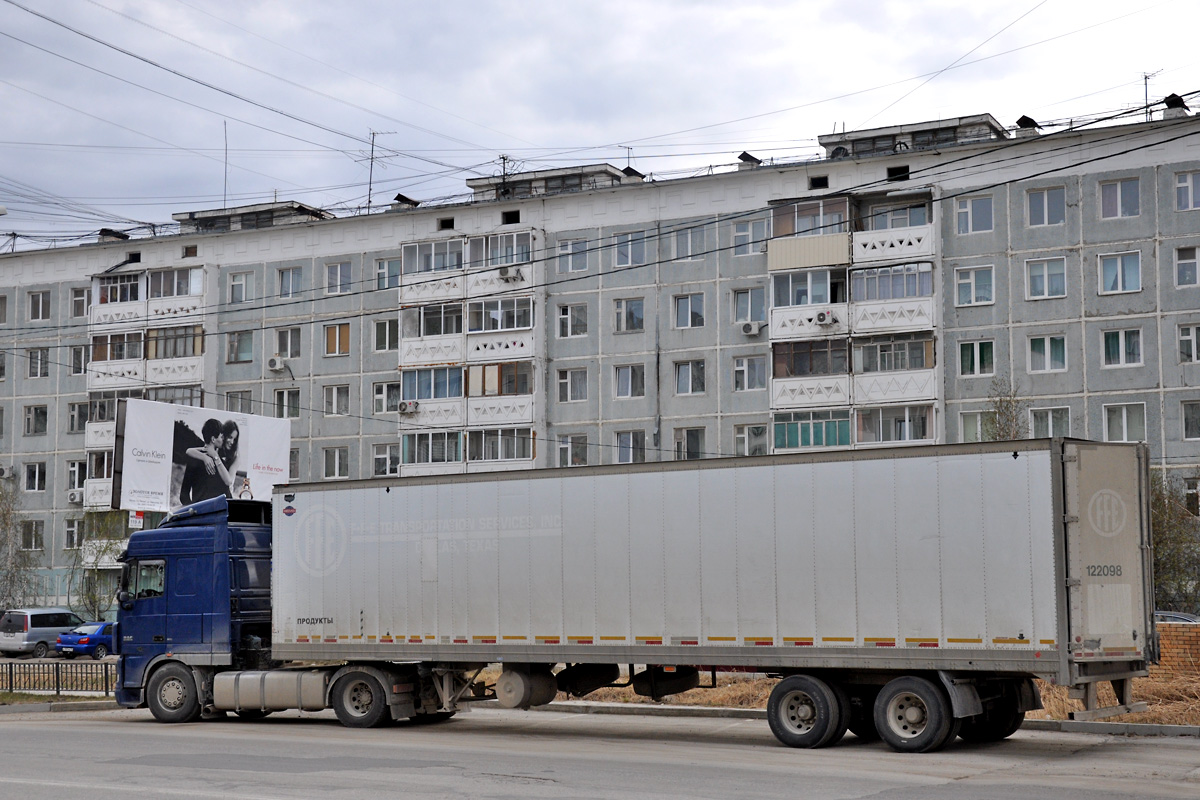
[55,622,114,660]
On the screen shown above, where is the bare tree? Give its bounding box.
[65,511,128,620]
[1150,471,1200,615]
[0,477,37,610]
[983,375,1028,441]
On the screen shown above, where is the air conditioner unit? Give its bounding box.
[815,311,837,326]
[741,321,766,336]
[497,266,521,281]
[0,466,12,479]
[67,489,84,505]
[398,401,419,414]
[267,355,287,372]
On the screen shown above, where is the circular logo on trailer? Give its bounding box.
[1087,489,1127,538]
[293,506,348,577]
[282,505,296,517]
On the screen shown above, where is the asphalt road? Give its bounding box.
[1,706,1197,799]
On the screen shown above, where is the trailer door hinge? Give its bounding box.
[1066,578,1081,587]
[1064,515,1079,524]
[1061,454,1078,463]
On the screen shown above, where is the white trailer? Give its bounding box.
[263,439,1153,751]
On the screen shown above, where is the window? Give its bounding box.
[438,217,455,230]
[1031,407,1070,438]
[21,520,44,551]
[853,333,933,373]
[675,225,707,259]
[558,434,588,467]
[1101,178,1139,218]
[1103,329,1142,367]
[772,340,848,378]
[67,402,89,433]
[323,447,349,479]
[419,303,463,337]
[374,382,402,413]
[616,430,646,464]
[487,232,531,265]
[557,240,587,273]
[324,323,350,356]
[1187,403,1200,441]
[615,364,645,398]
[71,287,91,318]
[373,443,401,476]
[956,266,994,306]
[28,291,50,320]
[615,231,647,267]
[733,356,767,391]
[27,348,49,378]
[960,411,998,443]
[70,346,89,376]
[501,209,521,224]
[323,385,349,416]
[614,298,644,332]
[956,196,993,233]
[376,258,402,289]
[1028,188,1065,226]
[865,203,927,230]
[275,389,300,419]
[466,361,533,397]
[149,268,198,298]
[774,199,849,236]
[674,428,706,460]
[1027,258,1066,299]
[65,519,85,550]
[467,428,533,461]
[229,272,253,304]
[88,450,114,480]
[278,267,302,298]
[959,340,994,377]
[1104,403,1146,442]
[24,463,46,492]
[733,219,769,255]
[856,406,932,443]
[182,244,198,258]
[674,293,704,328]
[67,461,86,490]
[289,449,299,481]
[0,295,8,323]
[277,327,301,358]
[1181,325,1200,363]
[326,262,352,294]
[1099,252,1140,294]
[98,274,136,304]
[467,298,533,332]
[146,386,202,407]
[226,391,253,414]
[558,368,588,402]
[1177,172,1200,211]
[88,389,141,423]
[774,410,851,449]
[375,318,399,351]
[402,240,465,274]
[226,331,253,363]
[1177,247,1197,287]
[734,424,769,456]
[146,326,204,360]
[91,332,143,362]
[401,367,462,401]
[24,405,47,435]
[1029,335,1067,372]
[851,263,931,301]
[402,432,463,464]
[675,360,705,394]
[1188,479,1200,517]
[558,304,587,338]
[733,287,766,323]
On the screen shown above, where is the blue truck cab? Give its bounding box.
[115,496,273,714]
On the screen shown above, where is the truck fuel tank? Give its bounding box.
[213,669,328,712]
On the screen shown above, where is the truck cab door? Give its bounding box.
[118,559,167,689]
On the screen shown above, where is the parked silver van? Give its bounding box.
[0,608,86,659]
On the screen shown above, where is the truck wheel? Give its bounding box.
[766,675,843,748]
[332,672,389,728]
[147,663,202,723]
[874,676,954,753]
[959,686,1024,743]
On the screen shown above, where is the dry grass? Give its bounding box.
[0,691,97,705]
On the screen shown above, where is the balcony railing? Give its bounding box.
[852,224,934,263]
[84,478,112,510]
[399,272,464,304]
[145,355,203,385]
[465,329,535,362]
[850,297,936,334]
[769,304,849,340]
[398,397,464,428]
[147,295,205,320]
[400,334,464,368]
[770,375,851,409]
[86,359,144,390]
[89,300,145,329]
[767,233,851,271]
[84,421,116,450]
[466,395,535,425]
[852,368,939,405]
[466,264,532,297]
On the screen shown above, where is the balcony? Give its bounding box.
[467,394,535,426]
[767,234,850,271]
[852,224,934,264]
[145,355,203,385]
[81,539,124,570]
[466,329,535,363]
[771,375,851,409]
[85,421,116,450]
[87,359,144,390]
[89,300,145,330]
[84,478,112,510]
[399,398,465,429]
[852,368,938,405]
[400,334,464,368]
[147,294,205,321]
[400,272,464,304]
[402,461,466,478]
[770,304,849,340]
[850,298,936,334]
[466,264,532,297]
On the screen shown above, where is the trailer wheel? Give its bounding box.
[959,685,1024,743]
[766,675,843,748]
[332,671,389,728]
[147,663,202,723]
[874,676,954,753]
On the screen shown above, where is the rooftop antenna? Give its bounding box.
[223,121,228,208]
[366,130,395,215]
[1143,70,1163,121]
[619,145,633,168]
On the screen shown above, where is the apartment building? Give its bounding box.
[3,105,1199,605]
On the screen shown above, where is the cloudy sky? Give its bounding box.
[0,0,1194,248]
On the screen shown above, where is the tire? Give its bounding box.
[235,709,272,720]
[766,675,843,748]
[959,685,1025,743]
[825,681,851,747]
[847,688,881,741]
[147,663,202,723]
[91,645,108,660]
[32,642,49,659]
[874,676,954,753]
[331,672,390,729]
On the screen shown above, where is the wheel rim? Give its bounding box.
[778,689,819,736]
[885,692,929,739]
[95,647,107,659]
[159,677,187,710]
[343,680,376,718]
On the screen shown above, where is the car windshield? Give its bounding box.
[72,624,103,635]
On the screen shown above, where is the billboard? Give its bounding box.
[113,398,291,512]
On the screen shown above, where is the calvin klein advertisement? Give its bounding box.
[114,398,291,512]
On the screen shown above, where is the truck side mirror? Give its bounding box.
[117,590,134,611]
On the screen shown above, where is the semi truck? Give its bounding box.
[114,439,1155,753]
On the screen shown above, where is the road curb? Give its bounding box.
[0,700,119,715]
